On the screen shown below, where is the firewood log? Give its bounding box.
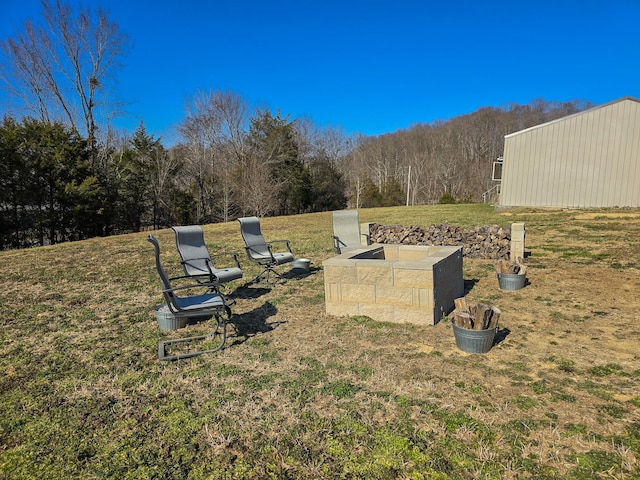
[473,303,492,330]
[495,259,510,274]
[487,306,501,329]
[454,312,473,330]
[454,297,468,312]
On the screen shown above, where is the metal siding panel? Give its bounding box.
[576,113,591,208]
[532,128,549,206]
[635,105,640,207]
[530,129,544,206]
[616,100,640,207]
[515,132,531,205]
[609,102,625,206]
[622,101,640,207]
[589,107,604,207]
[500,137,514,205]
[596,106,610,207]
[501,98,640,208]
[502,131,530,206]
[583,107,596,207]
[628,103,640,206]
[514,136,527,205]
[604,103,618,206]
[618,100,632,203]
[601,105,616,207]
[531,129,551,206]
[569,115,584,207]
[555,120,570,206]
[580,110,597,208]
[560,116,577,207]
[543,122,560,207]
[601,104,620,207]
[508,136,522,205]
[511,133,528,205]
[527,130,539,206]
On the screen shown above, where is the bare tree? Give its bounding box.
[176,89,250,223]
[340,133,369,207]
[0,0,130,151]
[238,151,280,217]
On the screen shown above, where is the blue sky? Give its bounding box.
[1,0,639,143]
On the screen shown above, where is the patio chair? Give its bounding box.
[332,209,370,254]
[237,216,294,284]
[171,225,243,293]
[149,234,232,361]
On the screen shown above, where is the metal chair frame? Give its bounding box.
[237,216,294,284]
[171,225,243,295]
[332,209,370,254]
[149,234,232,361]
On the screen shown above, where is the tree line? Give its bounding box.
[0,1,591,250]
[342,98,591,208]
[0,98,349,249]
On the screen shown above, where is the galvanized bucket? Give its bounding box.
[292,258,311,274]
[497,273,526,291]
[452,321,497,354]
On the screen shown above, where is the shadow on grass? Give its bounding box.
[233,266,321,289]
[232,285,272,299]
[464,278,479,295]
[494,327,511,345]
[231,301,287,345]
[281,265,321,281]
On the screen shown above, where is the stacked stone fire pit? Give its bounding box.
[323,244,464,326]
[323,222,526,326]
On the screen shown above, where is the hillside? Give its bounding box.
[1,204,639,479]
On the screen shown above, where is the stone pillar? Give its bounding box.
[510,222,525,261]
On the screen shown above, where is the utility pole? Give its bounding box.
[405,165,411,206]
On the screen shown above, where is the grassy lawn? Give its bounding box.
[1,204,639,479]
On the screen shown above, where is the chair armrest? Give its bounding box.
[162,281,221,295]
[210,251,242,269]
[333,235,343,254]
[268,239,292,253]
[169,274,199,282]
[244,245,277,263]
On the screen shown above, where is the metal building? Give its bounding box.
[499,97,640,208]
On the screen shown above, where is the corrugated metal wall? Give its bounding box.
[500,98,640,208]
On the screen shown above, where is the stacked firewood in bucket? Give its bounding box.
[494,257,527,275]
[494,257,528,290]
[453,297,501,330]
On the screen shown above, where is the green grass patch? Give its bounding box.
[2,205,640,479]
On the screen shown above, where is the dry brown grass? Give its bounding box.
[1,204,639,479]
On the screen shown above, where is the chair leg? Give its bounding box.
[158,311,229,361]
[252,265,285,285]
[209,285,236,307]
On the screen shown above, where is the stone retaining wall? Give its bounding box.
[368,222,525,260]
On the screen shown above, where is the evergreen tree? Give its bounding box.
[309,158,347,211]
[246,110,312,216]
[0,116,95,247]
[0,116,28,249]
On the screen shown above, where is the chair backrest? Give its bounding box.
[238,216,271,259]
[332,209,362,252]
[148,235,177,306]
[172,225,212,277]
